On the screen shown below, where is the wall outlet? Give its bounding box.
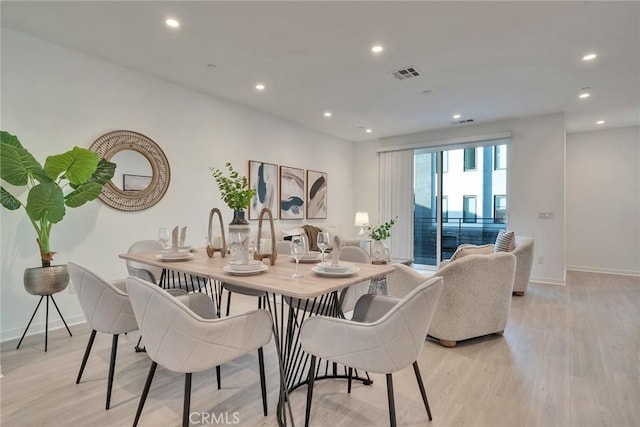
[537,256,544,264]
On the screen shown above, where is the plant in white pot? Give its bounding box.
[366,217,397,264]
[1,130,116,292]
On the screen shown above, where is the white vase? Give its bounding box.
[229,210,250,264]
[371,240,391,264]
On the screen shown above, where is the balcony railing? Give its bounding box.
[413,217,505,265]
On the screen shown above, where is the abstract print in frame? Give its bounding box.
[248,161,279,220]
[306,170,327,219]
[279,166,305,219]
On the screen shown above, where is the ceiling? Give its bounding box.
[2,1,639,142]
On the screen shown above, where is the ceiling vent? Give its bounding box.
[391,66,421,80]
[450,119,475,125]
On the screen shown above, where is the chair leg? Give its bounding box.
[258,347,268,416]
[76,329,97,384]
[225,290,232,316]
[347,367,353,394]
[304,356,316,427]
[412,361,432,421]
[16,296,45,350]
[183,373,192,427]
[386,373,397,427]
[106,334,119,410]
[133,361,157,427]
[216,365,221,390]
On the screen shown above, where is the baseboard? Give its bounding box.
[530,276,566,286]
[566,265,640,277]
[1,316,86,343]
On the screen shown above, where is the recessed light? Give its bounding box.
[324,111,332,118]
[255,83,265,91]
[365,129,373,133]
[579,92,590,99]
[207,64,216,69]
[371,45,384,53]
[583,53,597,61]
[596,120,605,125]
[165,18,180,28]
[453,114,461,119]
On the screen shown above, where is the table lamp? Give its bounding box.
[354,211,370,237]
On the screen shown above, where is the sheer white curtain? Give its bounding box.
[378,149,414,259]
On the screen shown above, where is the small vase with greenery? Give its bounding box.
[366,217,397,241]
[366,218,397,263]
[1,130,116,268]
[210,162,256,214]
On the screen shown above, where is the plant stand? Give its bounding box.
[17,293,72,352]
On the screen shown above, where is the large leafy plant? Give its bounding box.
[210,162,255,212]
[1,130,116,267]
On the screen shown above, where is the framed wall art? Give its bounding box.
[279,166,305,219]
[248,160,279,220]
[306,170,327,219]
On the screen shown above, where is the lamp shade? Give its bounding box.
[354,212,369,227]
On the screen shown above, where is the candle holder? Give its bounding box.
[254,208,277,265]
[206,208,226,258]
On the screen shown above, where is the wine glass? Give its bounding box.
[317,232,330,262]
[290,236,304,278]
[158,226,170,251]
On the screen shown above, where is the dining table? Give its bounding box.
[119,248,396,426]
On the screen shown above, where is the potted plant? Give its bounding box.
[1,130,116,295]
[366,217,397,263]
[210,162,256,263]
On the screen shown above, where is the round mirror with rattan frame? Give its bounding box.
[89,130,170,211]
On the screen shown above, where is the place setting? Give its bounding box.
[156,226,194,261]
[223,232,269,275]
[310,235,360,278]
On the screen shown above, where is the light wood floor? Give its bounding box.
[1,271,639,426]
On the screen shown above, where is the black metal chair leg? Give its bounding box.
[258,347,268,416]
[183,373,192,427]
[50,294,72,336]
[133,361,157,427]
[76,330,97,383]
[216,365,221,390]
[225,290,232,316]
[16,296,44,349]
[412,361,432,420]
[386,373,397,427]
[305,355,316,427]
[348,367,353,393]
[106,334,119,410]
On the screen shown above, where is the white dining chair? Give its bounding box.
[126,276,273,427]
[68,262,141,410]
[300,276,443,427]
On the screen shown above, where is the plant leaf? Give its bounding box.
[25,182,65,224]
[65,182,103,207]
[0,140,49,186]
[70,158,117,189]
[44,147,99,184]
[1,130,23,148]
[1,186,22,210]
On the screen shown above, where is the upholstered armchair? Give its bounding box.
[300,276,443,427]
[126,276,273,427]
[430,252,516,347]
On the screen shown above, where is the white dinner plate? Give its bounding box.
[316,261,354,273]
[223,264,269,275]
[292,252,322,263]
[311,265,360,277]
[156,253,194,262]
[228,260,264,272]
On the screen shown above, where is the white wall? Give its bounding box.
[566,126,640,275]
[0,29,355,340]
[355,113,567,285]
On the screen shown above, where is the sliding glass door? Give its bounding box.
[413,142,508,266]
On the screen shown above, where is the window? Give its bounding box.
[463,147,476,171]
[494,144,507,170]
[442,196,449,222]
[442,151,448,173]
[494,195,507,223]
[463,195,477,223]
